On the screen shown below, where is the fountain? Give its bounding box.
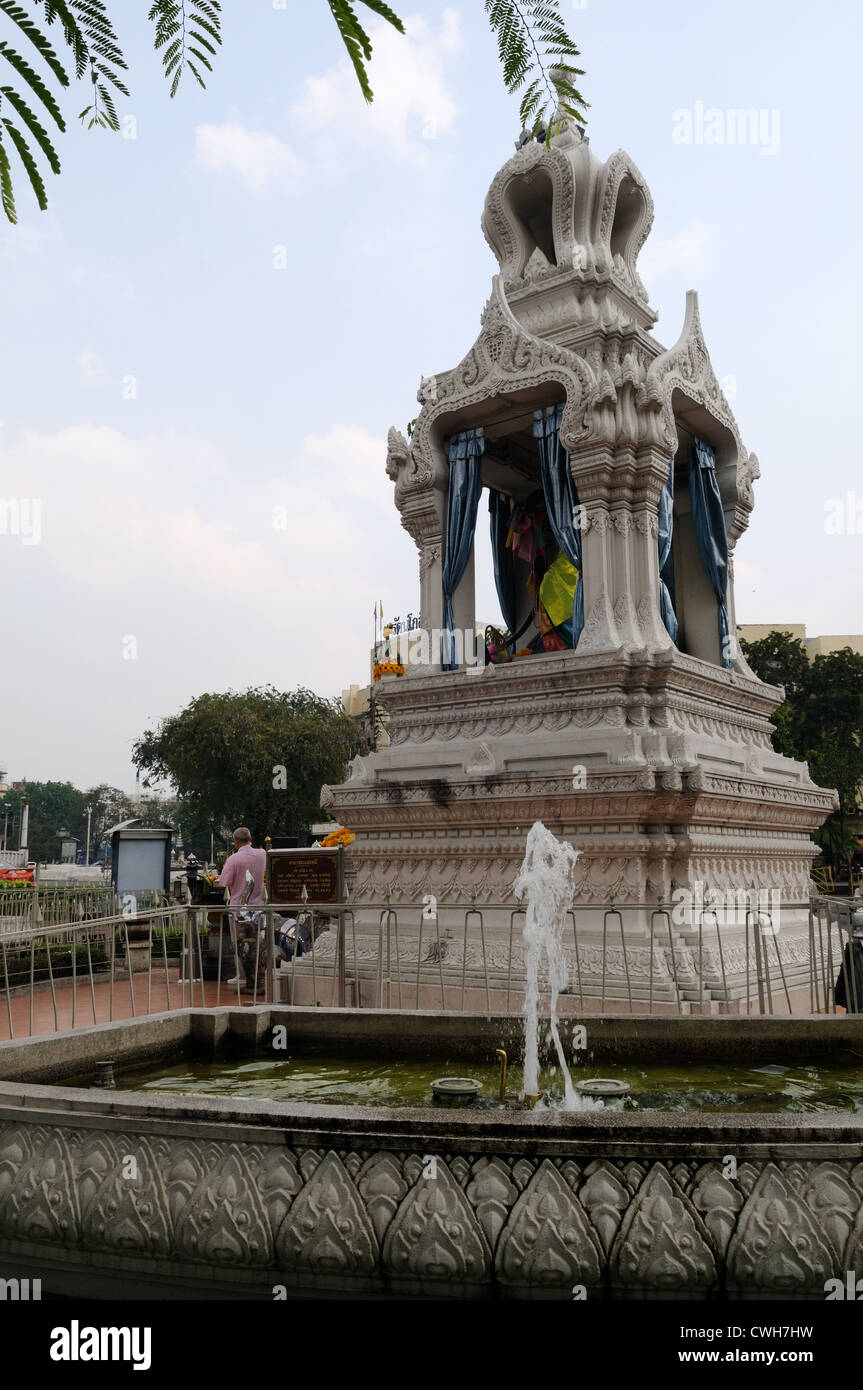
[515,820,580,1108]
[0,130,854,1302]
[2,1002,863,1299]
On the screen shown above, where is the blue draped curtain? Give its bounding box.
[488,488,517,643]
[533,404,584,649]
[658,454,678,642]
[442,427,485,670]
[689,435,730,668]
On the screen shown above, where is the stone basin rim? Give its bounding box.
[0,1005,862,1144]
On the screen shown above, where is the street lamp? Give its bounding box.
[19,795,29,855]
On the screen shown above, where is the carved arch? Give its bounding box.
[642,289,755,543]
[594,149,654,302]
[409,277,597,471]
[482,139,577,282]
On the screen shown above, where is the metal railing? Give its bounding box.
[0,882,125,936]
[809,894,863,1014]
[0,893,846,1039]
[289,898,814,1018]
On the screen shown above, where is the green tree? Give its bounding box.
[127,790,225,860]
[0,0,586,222]
[132,685,366,845]
[738,630,810,759]
[169,795,225,860]
[81,782,135,858]
[802,651,863,871]
[741,632,863,873]
[1,779,86,861]
[0,784,25,854]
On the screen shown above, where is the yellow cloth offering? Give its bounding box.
[539,553,578,629]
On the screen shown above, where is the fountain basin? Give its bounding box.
[1,1007,863,1300]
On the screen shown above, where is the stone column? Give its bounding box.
[449,546,477,668]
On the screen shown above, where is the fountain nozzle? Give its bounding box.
[496,1049,542,1110]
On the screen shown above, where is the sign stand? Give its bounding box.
[266,846,345,1006]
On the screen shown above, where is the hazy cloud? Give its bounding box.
[195,121,299,189]
[77,349,106,383]
[639,219,716,284]
[291,9,463,163]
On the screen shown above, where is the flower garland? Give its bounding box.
[320,827,356,847]
[373,660,405,682]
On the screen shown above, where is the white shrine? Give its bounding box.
[323,128,834,990]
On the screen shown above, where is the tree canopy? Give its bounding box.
[0,780,212,862]
[740,630,863,867]
[0,0,587,223]
[1,780,86,861]
[132,685,366,845]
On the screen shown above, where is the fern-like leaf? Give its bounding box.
[189,13,219,47]
[0,130,17,220]
[69,1,127,73]
[327,0,375,103]
[0,41,65,126]
[0,84,61,170]
[355,0,404,32]
[43,0,88,79]
[2,115,47,207]
[0,1,68,86]
[148,0,221,96]
[328,0,408,104]
[97,78,117,127]
[484,0,588,139]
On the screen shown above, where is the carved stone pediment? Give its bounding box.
[644,291,739,446]
[409,277,596,459]
[642,290,757,537]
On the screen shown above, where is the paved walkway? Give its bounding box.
[0,969,265,1040]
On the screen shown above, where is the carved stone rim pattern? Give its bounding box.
[3,1114,863,1298]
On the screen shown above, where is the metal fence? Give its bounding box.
[270,896,819,1017]
[0,882,123,936]
[0,893,857,1039]
[809,894,863,1014]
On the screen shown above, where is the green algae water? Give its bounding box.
[97,1055,863,1113]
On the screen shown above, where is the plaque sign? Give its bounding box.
[267,847,342,905]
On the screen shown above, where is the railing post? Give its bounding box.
[265,906,275,1005]
[337,910,346,1008]
[31,864,42,929]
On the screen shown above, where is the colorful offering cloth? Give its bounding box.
[539,552,578,639]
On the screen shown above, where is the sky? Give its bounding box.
[1,0,861,792]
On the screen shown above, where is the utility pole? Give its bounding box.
[19,796,29,856]
[85,804,93,867]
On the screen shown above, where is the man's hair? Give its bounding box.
[233,827,252,845]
